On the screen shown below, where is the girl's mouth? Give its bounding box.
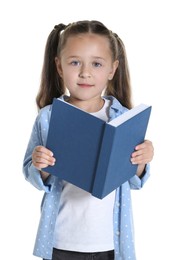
[78,84,93,88]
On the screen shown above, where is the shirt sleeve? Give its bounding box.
[129,163,150,189]
[22,107,54,192]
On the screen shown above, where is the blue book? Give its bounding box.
[44,98,152,199]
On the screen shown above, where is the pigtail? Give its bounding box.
[36,24,66,109]
[106,34,133,109]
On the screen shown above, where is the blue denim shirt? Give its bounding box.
[23,96,150,260]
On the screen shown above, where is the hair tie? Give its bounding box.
[54,23,66,31]
[110,31,119,40]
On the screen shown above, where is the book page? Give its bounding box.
[108,104,149,127]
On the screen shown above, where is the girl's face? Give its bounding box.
[55,33,118,106]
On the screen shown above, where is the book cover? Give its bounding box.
[44,98,152,199]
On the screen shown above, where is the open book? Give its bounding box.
[44,98,152,199]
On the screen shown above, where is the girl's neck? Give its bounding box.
[67,96,105,113]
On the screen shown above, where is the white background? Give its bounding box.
[0,0,175,259]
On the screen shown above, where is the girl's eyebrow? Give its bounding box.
[92,56,106,61]
[67,55,106,61]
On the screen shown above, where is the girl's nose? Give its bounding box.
[79,65,91,78]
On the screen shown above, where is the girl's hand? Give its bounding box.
[131,140,154,165]
[131,140,154,177]
[32,145,56,170]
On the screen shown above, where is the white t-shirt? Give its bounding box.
[53,99,115,252]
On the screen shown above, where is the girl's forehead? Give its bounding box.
[62,33,110,52]
[67,33,108,43]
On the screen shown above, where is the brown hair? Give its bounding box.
[36,20,132,109]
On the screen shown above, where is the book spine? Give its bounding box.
[92,125,115,199]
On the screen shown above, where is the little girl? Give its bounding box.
[23,20,154,260]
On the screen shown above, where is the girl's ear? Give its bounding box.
[55,57,63,78]
[108,60,119,80]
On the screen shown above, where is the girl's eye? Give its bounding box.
[93,62,102,67]
[70,60,80,66]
